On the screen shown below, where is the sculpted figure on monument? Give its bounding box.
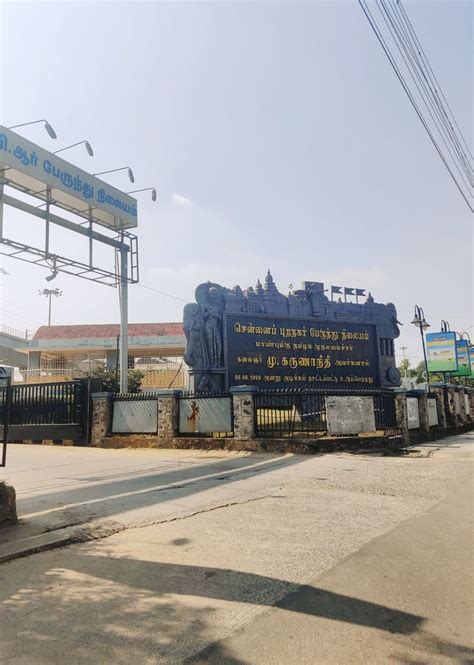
[183,282,225,370]
[386,302,403,337]
[183,303,208,369]
[202,286,224,368]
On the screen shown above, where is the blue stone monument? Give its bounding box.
[183,271,401,392]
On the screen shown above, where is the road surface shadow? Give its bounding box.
[12,453,306,534]
[2,549,472,664]
[0,550,425,664]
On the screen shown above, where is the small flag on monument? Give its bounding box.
[344,287,355,302]
[355,288,366,303]
[331,286,342,301]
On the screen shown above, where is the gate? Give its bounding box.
[0,380,91,464]
[374,391,399,435]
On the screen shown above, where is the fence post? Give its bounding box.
[468,389,474,421]
[430,384,447,429]
[156,389,181,442]
[416,391,431,438]
[230,385,257,440]
[458,387,467,424]
[90,392,112,446]
[394,388,409,445]
[446,386,458,428]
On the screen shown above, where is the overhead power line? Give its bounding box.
[136,283,187,303]
[359,0,473,211]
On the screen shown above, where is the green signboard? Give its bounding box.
[426,332,458,373]
[452,340,471,377]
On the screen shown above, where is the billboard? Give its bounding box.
[452,340,471,377]
[426,332,458,373]
[0,126,137,230]
[225,314,379,389]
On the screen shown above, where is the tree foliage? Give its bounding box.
[398,358,452,384]
[92,367,144,393]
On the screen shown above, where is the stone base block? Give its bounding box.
[0,482,17,527]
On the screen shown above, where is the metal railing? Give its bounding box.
[374,391,399,434]
[0,324,30,340]
[254,388,400,439]
[255,390,327,438]
[0,381,83,426]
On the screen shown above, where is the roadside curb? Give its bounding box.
[0,527,77,564]
[0,520,126,564]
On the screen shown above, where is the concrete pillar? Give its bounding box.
[230,385,257,440]
[430,386,447,428]
[468,390,474,421]
[28,350,41,369]
[394,389,409,445]
[90,392,112,446]
[458,387,467,424]
[446,386,458,427]
[156,389,181,442]
[417,391,431,438]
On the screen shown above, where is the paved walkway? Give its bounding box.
[0,435,472,663]
[194,474,474,664]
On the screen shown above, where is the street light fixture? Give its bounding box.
[54,140,94,157]
[38,287,62,326]
[8,119,57,139]
[45,269,58,282]
[93,167,135,183]
[411,305,430,391]
[440,320,451,333]
[127,187,157,201]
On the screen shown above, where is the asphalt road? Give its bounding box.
[0,435,472,664]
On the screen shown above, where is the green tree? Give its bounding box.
[92,367,144,393]
[398,358,446,384]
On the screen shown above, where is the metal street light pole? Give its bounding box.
[118,237,128,393]
[115,187,155,392]
[400,345,408,378]
[460,332,472,387]
[440,320,451,384]
[411,305,430,392]
[38,288,62,326]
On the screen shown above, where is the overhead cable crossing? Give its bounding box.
[359,0,473,211]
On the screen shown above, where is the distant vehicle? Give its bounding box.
[0,365,23,383]
[0,366,13,379]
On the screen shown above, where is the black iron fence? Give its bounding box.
[0,380,90,461]
[254,388,399,439]
[0,381,83,426]
[255,390,326,438]
[374,391,399,434]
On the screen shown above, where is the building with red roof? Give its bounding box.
[23,322,186,388]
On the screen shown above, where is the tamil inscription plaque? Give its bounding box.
[225,314,379,389]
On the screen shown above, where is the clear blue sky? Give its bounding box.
[0,0,472,365]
